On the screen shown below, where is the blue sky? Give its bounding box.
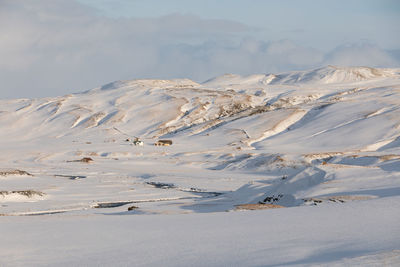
[1,0,399,98]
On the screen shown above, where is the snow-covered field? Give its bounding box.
[1,66,400,266]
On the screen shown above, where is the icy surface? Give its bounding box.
[0,66,400,266]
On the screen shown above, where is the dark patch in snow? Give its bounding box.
[0,169,33,176]
[146,182,176,189]
[94,201,133,208]
[54,174,87,180]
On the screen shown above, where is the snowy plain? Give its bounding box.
[0,66,400,266]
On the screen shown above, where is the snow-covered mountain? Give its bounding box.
[1,66,400,266]
[1,65,400,207]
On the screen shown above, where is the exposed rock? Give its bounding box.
[146,182,176,189]
[0,190,44,198]
[0,169,33,176]
[67,157,93,163]
[235,203,284,211]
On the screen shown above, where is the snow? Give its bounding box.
[0,65,399,266]
[1,197,399,266]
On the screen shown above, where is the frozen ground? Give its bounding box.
[1,66,400,266]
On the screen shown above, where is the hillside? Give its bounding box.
[1,66,400,266]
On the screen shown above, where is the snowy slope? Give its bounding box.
[1,66,400,266]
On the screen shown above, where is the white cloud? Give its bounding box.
[323,43,398,67]
[0,0,398,99]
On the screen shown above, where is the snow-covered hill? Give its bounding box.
[203,65,400,86]
[1,66,400,266]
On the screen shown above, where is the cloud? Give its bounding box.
[0,0,399,99]
[156,39,325,80]
[0,0,253,98]
[323,43,399,67]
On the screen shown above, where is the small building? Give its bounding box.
[154,139,173,146]
[133,137,144,146]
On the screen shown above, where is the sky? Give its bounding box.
[1,0,399,99]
